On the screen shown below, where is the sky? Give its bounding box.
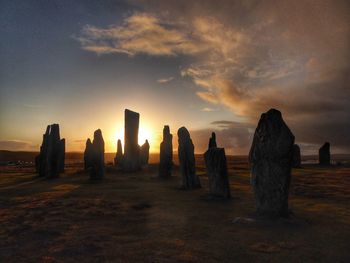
[0,0,349,155]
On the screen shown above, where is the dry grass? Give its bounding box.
[0,154,349,263]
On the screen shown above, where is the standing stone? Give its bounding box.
[204,147,230,198]
[36,124,65,178]
[114,139,123,167]
[59,139,65,173]
[158,125,173,178]
[249,109,295,217]
[89,129,105,180]
[319,142,330,165]
[84,138,93,170]
[123,109,141,171]
[208,132,217,149]
[178,127,201,189]
[292,144,301,168]
[140,140,150,165]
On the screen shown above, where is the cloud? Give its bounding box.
[0,140,38,151]
[77,13,208,56]
[157,76,174,83]
[190,120,254,154]
[78,0,350,153]
[201,107,218,112]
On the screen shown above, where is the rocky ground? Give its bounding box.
[0,154,349,263]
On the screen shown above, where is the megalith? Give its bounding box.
[249,109,295,217]
[178,127,201,189]
[292,144,301,168]
[208,132,217,149]
[123,109,141,171]
[204,147,230,198]
[89,129,105,180]
[84,138,93,170]
[158,125,173,178]
[319,142,330,165]
[114,139,123,167]
[140,139,150,166]
[35,124,65,178]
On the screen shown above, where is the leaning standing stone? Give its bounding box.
[319,142,330,165]
[249,109,294,217]
[178,127,201,189]
[204,147,230,198]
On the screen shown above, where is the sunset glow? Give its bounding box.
[113,124,159,153]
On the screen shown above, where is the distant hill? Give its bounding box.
[1,150,349,165]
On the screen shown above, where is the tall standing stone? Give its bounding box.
[292,144,301,168]
[140,140,150,165]
[159,125,173,178]
[178,127,201,189]
[84,138,93,170]
[249,109,294,217]
[89,129,105,180]
[319,142,330,165]
[208,132,217,149]
[123,109,141,171]
[204,147,230,198]
[114,139,123,167]
[36,124,65,178]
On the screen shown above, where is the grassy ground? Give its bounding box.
[0,155,349,263]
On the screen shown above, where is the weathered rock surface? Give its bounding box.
[89,129,105,180]
[178,127,201,189]
[114,139,123,167]
[35,124,65,178]
[249,109,295,217]
[319,142,330,165]
[292,144,301,168]
[208,132,217,149]
[159,125,173,178]
[84,138,93,170]
[123,109,141,171]
[140,140,150,166]
[204,147,230,198]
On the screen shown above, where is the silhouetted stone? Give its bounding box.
[140,140,150,165]
[204,147,230,198]
[208,132,217,149]
[89,129,105,180]
[114,139,123,167]
[292,144,301,168]
[84,138,93,170]
[249,109,295,217]
[159,125,173,178]
[36,124,65,178]
[178,127,201,189]
[319,142,330,165]
[59,139,65,173]
[123,109,141,171]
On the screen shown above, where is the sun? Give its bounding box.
[138,126,152,145]
[114,124,157,152]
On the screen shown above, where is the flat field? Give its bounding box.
[0,152,349,263]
